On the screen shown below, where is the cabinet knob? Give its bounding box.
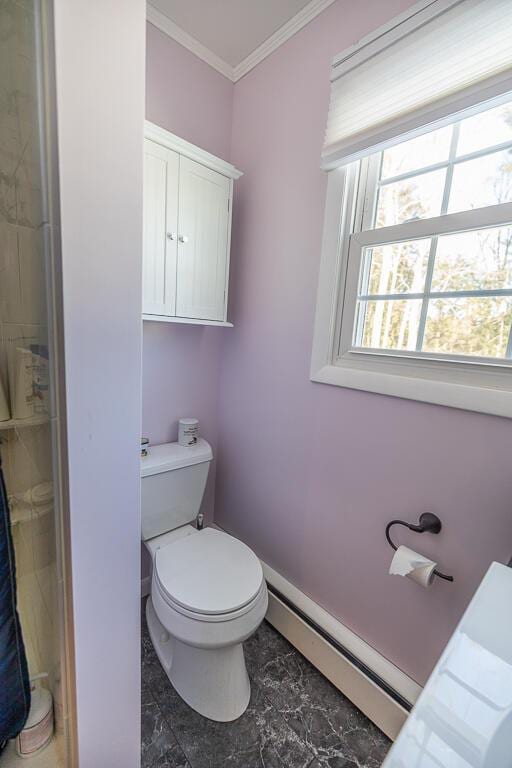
[166,232,176,240]
[178,235,189,244]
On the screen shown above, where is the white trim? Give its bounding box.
[351,202,512,247]
[232,0,338,81]
[140,565,411,738]
[146,4,234,81]
[142,314,234,327]
[311,142,512,417]
[266,592,408,740]
[144,121,243,180]
[262,561,421,711]
[322,0,512,168]
[313,361,512,418]
[146,0,337,83]
[142,524,417,736]
[330,0,456,78]
[310,167,352,378]
[210,522,418,736]
[140,535,419,710]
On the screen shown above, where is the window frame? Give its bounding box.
[310,149,512,418]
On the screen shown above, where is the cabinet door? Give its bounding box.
[142,139,179,316]
[176,157,230,321]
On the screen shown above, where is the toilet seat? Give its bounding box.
[154,528,264,619]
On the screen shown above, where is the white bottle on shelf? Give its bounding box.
[10,347,34,420]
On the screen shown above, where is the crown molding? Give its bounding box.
[147,0,338,83]
[232,0,337,81]
[146,4,235,81]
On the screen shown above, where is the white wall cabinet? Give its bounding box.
[143,139,179,317]
[143,122,242,326]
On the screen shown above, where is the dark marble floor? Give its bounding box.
[141,600,391,768]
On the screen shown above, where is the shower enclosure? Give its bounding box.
[0,1,73,764]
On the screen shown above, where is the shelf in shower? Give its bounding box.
[0,414,49,431]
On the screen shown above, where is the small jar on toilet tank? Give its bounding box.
[178,418,199,447]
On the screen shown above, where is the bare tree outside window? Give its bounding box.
[355,102,512,360]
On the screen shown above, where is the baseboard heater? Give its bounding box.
[146,523,421,740]
[258,556,421,741]
[266,582,411,713]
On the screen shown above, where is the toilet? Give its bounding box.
[141,439,268,722]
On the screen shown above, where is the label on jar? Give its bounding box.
[17,707,53,756]
[179,419,199,446]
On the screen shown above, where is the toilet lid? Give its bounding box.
[155,528,264,615]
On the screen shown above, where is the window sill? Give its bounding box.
[310,166,512,420]
[311,358,512,418]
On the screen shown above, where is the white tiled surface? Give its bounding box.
[0,2,66,764]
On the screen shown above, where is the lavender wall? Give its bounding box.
[215,0,512,685]
[143,22,234,528]
[146,23,233,160]
[55,0,145,762]
[144,4,512,685]
[142,25,234,578]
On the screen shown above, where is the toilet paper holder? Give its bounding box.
[385,513,454,582]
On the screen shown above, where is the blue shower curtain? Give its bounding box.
[0,457,30,752]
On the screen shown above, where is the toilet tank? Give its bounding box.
[141,439,212,541]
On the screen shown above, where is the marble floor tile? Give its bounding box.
[141,603,390,768]
[253,639,390,767]
[151,664,315,768]
[142,675,155,706]
[141,701,190,768]
[244,615,295,677]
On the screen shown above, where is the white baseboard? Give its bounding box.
[262,562,421,706]
[214,525,420,738]
[266,589,406,740]
[141,526,420,739]
[262,561,420,740]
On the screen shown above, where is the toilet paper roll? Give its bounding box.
[389,545,436,588]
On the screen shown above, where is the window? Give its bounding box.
[312,1,512,418]
[345,101,512,363]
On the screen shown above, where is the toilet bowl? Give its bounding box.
[146,526,268,721]
[141,441,268,721]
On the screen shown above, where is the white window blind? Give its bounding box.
[322,0,512,170]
